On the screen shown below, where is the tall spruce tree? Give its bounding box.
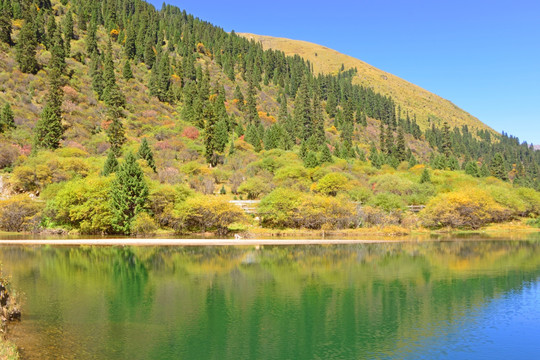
[0,103,15,132]
[490,153,508,180]
[102,150,119,176]
[15,17,39,74]
[62,10,73,55]
[122,58,133,80]
[0,8,12,46]
[107,114,126,157]
[102,41,125,108]
[137,138,156,172]
[110,152,149,234]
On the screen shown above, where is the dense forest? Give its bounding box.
[0,0,539,235]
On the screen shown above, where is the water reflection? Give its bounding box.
[0,239,539,359]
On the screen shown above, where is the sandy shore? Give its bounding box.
[0,238,414,246]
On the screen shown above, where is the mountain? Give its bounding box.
[0,0,539,236]
[239,33,492,133]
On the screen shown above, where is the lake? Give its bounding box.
[1,236,540,359]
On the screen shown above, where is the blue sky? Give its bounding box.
[150,0,540,145]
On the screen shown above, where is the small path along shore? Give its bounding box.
[0,238,418,246]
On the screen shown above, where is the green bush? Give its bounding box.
[315,172,350,196]
[258,188,303,228]
[369,193,406,212]
[47,176,115,234]
[131,212,158,235]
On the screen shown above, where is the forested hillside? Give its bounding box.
[0,0,539,235]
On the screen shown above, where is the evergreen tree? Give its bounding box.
[107,115,126,157]
[480,163,491,177]
[124,24,136,59]
[49,27,66,73]
[233,85,244,110]
[294,80,312,141]
[62,10,73,55]
[304,152,319,168]
[465,161,480,177]
[90,51,105,99]
[102,41,126,108]
[490,153,508,180]
[86,20,98,55]
[320,144,333,164]
[0,9,12,46]
[144,36,156,69]
[102,150,119,176]
[110,152,149,234]
[15,18,39,74]
[0,103,15,132]
[448,156,459,171]
[441,122,452,157]
[395,126,407,162]
[420,167,431,184]
[33,102,63,150]
[122,58,133,80]
[245,75,259,124]
[137,138,156,172]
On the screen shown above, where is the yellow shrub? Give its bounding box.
[420,189,509,229]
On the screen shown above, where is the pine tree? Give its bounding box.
[15,18,39,74]
[480,163,490,177]
[62,10,73,56]
[294,80,312,141]
[304,152,319,168]
[441,122,452,157]
[420,167,431,184]
[102,41,126,108]
[33,103,63,150]
[102,150,119,176]
[245,74,259,124]
[90,51,105,99]
[465,161,480,177]
[320,143,333,164]
[110,152,149,234]
[137,138,156,172]
[233,85,244,111]
[86,20,98,55]
[124,24,136,59]
[49,27,66,73]
[143,36,155,69]
[107,115,126,157]
[490,153,508,180]
[395,126,407,162]
[0,103,15,132]
[0,9,12,46]
[122,58,133,80]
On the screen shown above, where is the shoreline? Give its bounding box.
[0,235,537,246]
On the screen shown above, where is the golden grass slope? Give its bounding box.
[240,33,494,133]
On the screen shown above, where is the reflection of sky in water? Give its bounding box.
[403,279,540,360]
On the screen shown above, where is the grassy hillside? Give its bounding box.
[239,33,492,133]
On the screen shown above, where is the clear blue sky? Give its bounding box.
[150,0,540,145]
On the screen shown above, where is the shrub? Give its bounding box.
[173,195,244,234]
[369,193,406,212]
[47,176,115,234]
[0,195,42,232]
[348,187,373,203]
[131,212,158,235]
[315,172,350,196]
[258,188,303,228]
[297,195,356,230]
[238,176,272,199]
[421,189,508,229]
[0,143,19,169]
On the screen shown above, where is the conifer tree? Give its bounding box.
[90,51,105,99]
[102,150,119,176]
[15,18,39,74]
[0,103,15,132]
[395,126,407,162]
[122,58,133,80]
[124,24,136,59]
[107,114,126,157]
[490,153,508,180]
[137,138,156,172]
[320,144,333,164]
[420,167,431,184]
[441,122,452,157]
[86,20,98,55]
[480,163,490,177]
[102,41,126,108]
[245,75,259,124]
[385,124,394,155]
[110,152,149,234]
[144,36,155,69]
[0,9,12,46]
[294,81,312,141]
[304,152,319,168]
[465,161,480,177]
[62,10,73,55]
[233,85,244,111]
[49,27,66,73]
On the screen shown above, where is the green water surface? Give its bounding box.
[1,237,540,359]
